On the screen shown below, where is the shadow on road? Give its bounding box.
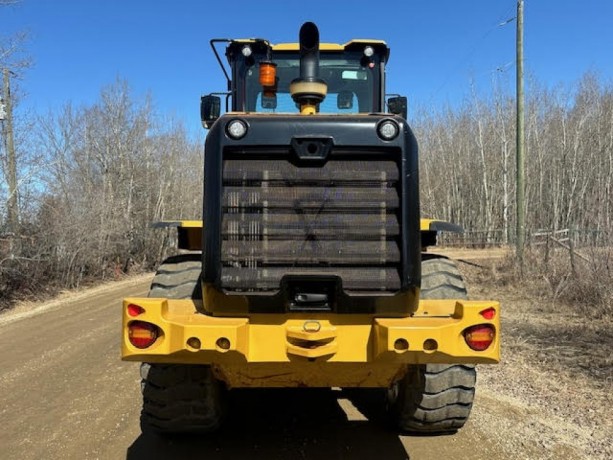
[126,388,409,460]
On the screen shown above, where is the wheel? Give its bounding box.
[140,363,226,434]
[388,257,477,434]
[140,254,226,434]
[148,254,202,299]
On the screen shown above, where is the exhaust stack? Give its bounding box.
[290,22,328,114]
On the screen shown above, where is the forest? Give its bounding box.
[1,66,612,310]
[419,73,612,245]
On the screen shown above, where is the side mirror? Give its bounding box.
[201,95,221,129]
[387,96,407,120]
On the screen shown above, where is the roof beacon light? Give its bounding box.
[259,61,277,88]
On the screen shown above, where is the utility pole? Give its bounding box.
[2,68,19,234]
[516,0,525,272]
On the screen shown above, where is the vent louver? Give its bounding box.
[220,153,402,293]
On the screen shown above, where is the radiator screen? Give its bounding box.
[221,154,401,292]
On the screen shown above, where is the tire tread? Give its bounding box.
[140,255,225,435]
[390,257,476,434]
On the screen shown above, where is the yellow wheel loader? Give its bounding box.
[122,22,500,435]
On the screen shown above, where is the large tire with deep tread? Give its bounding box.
[140,254,226,435]
[388,257,477,434]
[140,363,225,434]
[148,254,202,299]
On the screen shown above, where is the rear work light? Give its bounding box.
[464,324,495,351]
[226,119,248,140]
[128,321,160,349]
[377,119,399,141]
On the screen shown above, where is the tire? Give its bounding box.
[148,254,202,299]
[388,257,476,434]
[140,254,226,435]
[140,363,225,434]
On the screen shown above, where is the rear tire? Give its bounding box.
[140,363,225,434]
[148,254,202,299]
[388,257,477,434]
[140,254,226,435]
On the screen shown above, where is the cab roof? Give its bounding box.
[229,39,390,62]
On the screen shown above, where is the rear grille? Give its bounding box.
[220,153,401,292]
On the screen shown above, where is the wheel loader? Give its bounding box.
[121,22,500,435]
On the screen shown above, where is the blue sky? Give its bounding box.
[4,0,613,137]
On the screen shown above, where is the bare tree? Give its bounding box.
[34,79,203,289]
[417,71,613,247]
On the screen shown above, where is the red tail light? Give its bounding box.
[464,324,495,351]
[127,303,145,317]
[128,321,160,349]
[479,307,496,320]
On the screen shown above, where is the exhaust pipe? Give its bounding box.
[290,22,327,114]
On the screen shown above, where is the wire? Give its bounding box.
[434,2,517,97]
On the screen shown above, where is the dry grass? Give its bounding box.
[462,248,613,385]
[459,250,613,459]
[472,246,613,318]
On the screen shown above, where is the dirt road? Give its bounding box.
[0,272,606,459]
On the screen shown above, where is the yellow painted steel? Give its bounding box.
[174,220,203,227]
[212,362,406,388]
[420,218,456,231]
[273,40,388,52]
[420,218,437,231]
[274,42,344,51]
[122,298,500,367]
[229,39,388,52]
[300,103,317,115]
[153,220,202,228]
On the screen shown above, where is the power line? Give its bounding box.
[434,2,518,97]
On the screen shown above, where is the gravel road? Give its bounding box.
[0,272,605,459]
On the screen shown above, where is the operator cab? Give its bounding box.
[202,37,407,126]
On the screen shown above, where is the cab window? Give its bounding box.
[244,53,377,113]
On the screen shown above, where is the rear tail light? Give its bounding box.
[127,303,145,317]
[479,307,496,320]
[464,324,495,351]
[128,321,160,349]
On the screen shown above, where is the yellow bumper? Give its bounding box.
[122,298,500,366]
